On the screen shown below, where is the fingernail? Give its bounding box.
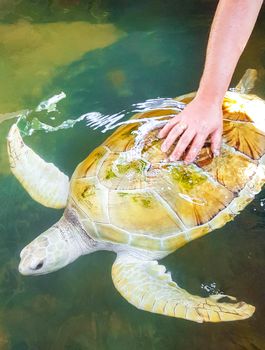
[157,132,163,139]
[172,154,180,161]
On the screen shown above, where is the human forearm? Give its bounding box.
[196,0,263,104]
[159,0,263,163]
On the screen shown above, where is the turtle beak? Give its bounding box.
[18,261,28,275]
[19,255,45,276]
[18,258,30,275]
[19,246,30,275]
[18,243,46,276]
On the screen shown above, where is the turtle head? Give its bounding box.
[19,215,93,275]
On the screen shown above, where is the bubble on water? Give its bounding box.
[201,282,223,295]
[132,97,185,112]
[14,94,185,138]
[114,118,169,164]
[35,92,66,113]
[252,198,265,213]
[18,112,102,137]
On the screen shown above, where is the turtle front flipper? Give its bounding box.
[7,124,69,209]
[112,255,255,323]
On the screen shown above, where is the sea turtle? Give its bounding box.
[7,69,265,323]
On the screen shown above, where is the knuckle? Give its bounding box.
[169,118,176,124]
[181,134,193,145]
[168,129,179,140]
[190,145,198,153]
[198,136,207,146]
[166,134,175,143]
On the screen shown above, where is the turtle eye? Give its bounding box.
[36,261,44,270]
[31,260,44,270]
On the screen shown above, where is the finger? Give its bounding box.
[211,127,223,156]
[184,133,208,163]
[169,128,196,161]
[158,116,180,139]
[161,123,187,152]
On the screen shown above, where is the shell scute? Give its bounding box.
[108,190,182,236]
[97,152,148,190]
[103,123,136,152]
[195,145,257,193]
[148,164,234,228]
[223,120,265,160]
[162,233,189,251]
[95,223,130,244]
[72,146,109,179]
[71,177,108,224]
[130,235,162,251]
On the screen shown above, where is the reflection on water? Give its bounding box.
[0,21,124,113]
[16,93,185,138]
[0,1,265,349]
[0,19,123,174]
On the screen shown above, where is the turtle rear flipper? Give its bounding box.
[7,124,69,209]
[112,255,255,323]
[235,68,258,94]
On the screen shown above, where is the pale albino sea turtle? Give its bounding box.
[7,70,265,323]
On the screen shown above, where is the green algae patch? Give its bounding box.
[105,168,117,180]
[118,192,129,197]
[141,197,153,208]
[143,137,161,152]
[121,125,138,137]
[131,194,153,208]
[105,158,149,181]
[116,159,148,175]
[118,192,153,208]
[116,163,131,174]
[170,165,207,191]
[123,159,147,173]
[81,184,96,199]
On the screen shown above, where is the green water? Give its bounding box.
[0,1,265,349]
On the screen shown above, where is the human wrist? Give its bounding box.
[195,69,231,106]
[195,87,225,106]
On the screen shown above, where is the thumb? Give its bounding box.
[211,127,222,156]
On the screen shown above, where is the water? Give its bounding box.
[0,1,265,349]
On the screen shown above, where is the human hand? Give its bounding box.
[158,97,223,163]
